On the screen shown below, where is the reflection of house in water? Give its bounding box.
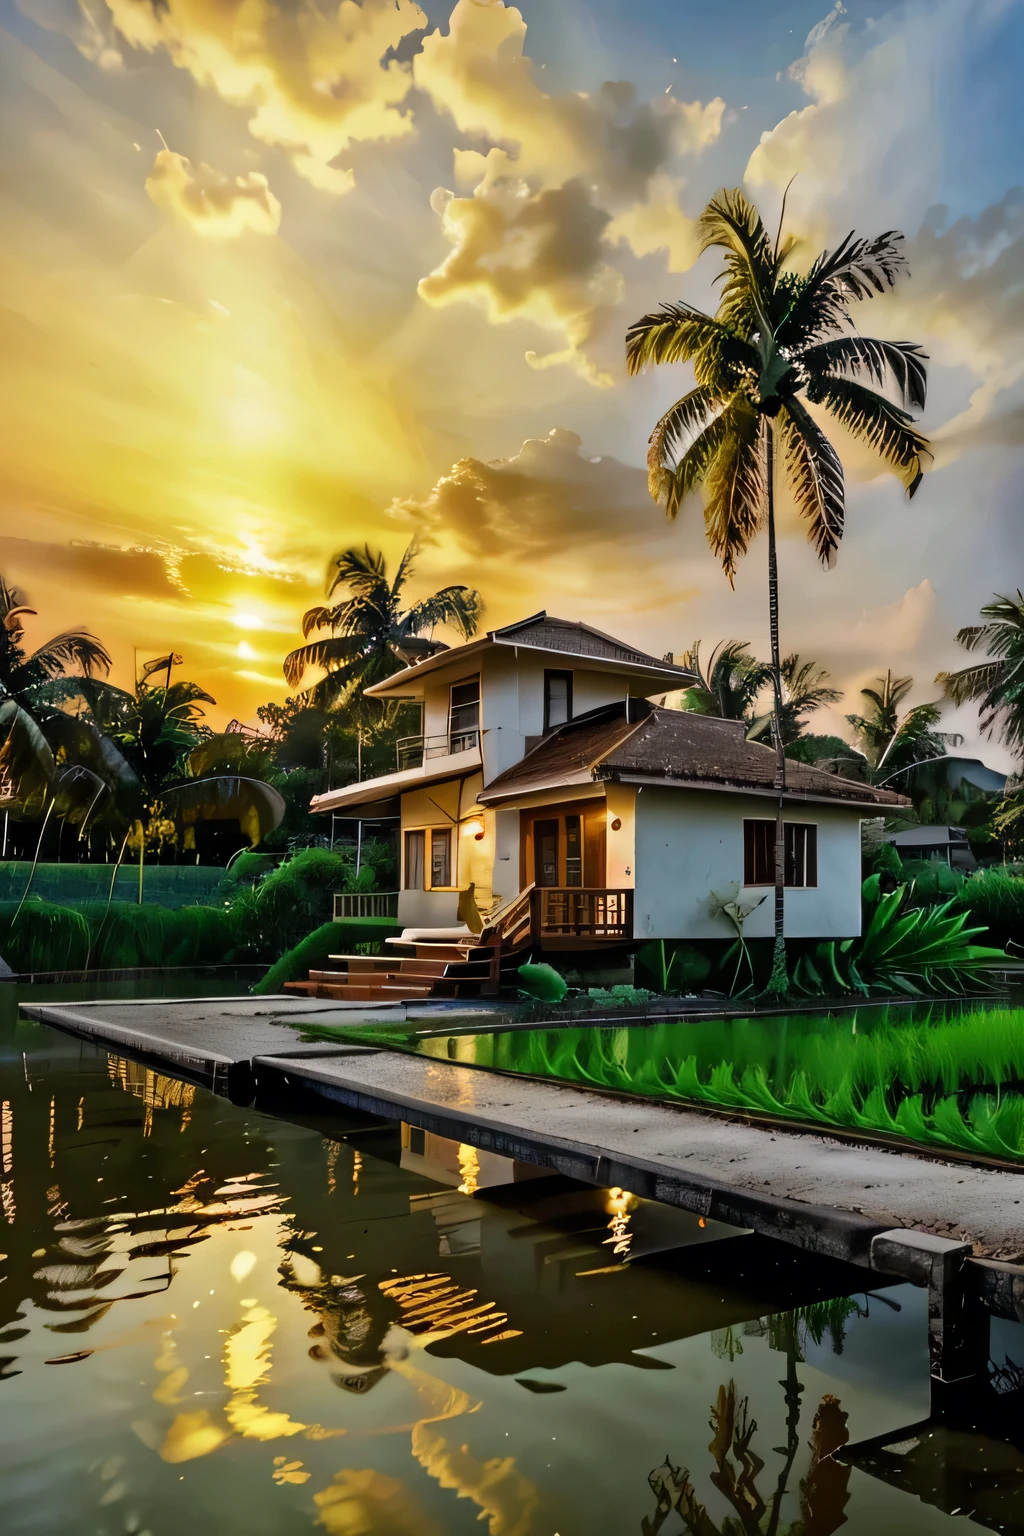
[279,1117,897,1388]
[841,1417,1024,1535]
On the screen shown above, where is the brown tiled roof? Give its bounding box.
[479,703,909,808]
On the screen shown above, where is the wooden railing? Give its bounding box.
[333,891,399,920]
[533,887,633,941]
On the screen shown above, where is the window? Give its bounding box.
[449,677,480,752]
[544,669,573,732]
[744,820,818,888]
[564,814,583,887]
[404,829,425,890]
[430,827,452,887]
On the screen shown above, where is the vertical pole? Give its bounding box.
[356,819,362,879]
[137,820,145,905]
[2,811,7,859]
[765,422,788,993]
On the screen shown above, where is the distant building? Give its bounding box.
[886,824,978,873]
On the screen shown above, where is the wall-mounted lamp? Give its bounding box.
[610,817,622,831]
[461,817,486,841]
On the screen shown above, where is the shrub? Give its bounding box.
[953,867,1024,950]
[517,962,568,1003]
[901,858,963,905]
[253,918,400,994]
[237,847,367,957]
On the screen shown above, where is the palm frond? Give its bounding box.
[811,377,929,495]
[798,335,928,412]
[936,661,1002,706]
[300,605,334,639]
[326,545,390,601]
[15,630,112,684]
[647,387,722,505]
[696,189,775,333]
[390,540,419,600]
[702,399,767,582]
[282,637,366,690]
[776,400,846,567]
[625,301,757,382]
[405,586,483,641]
[786,230,909,343]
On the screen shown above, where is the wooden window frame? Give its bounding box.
[403,829,425,890]
[543,669,573,733]
[429,826,453,889]
[743,819,818,889]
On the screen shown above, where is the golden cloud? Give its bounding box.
[146,150,282,239]
[418,174,622,385]
[95,0,427,192]
[413,0,723,380]
[415,0,723,198]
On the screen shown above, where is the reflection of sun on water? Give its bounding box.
[456,1143,479,1196]
[604,1186,636,1259]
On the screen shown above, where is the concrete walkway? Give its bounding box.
[18,994,1024,1273]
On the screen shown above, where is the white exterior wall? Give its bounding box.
[478,648,657,787]
[397,773,492,928]
[632,787,864,941]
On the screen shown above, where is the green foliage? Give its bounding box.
[253,918,399,994]
[585,984,653,1008]
[0,898,242,972]
[901,858,963,904]
[791,880,1005,999]
[369,1002,1024,1162]
[636,940,713,993]
[952,867,1024,950]
[869,843,903,879]
[517,962,568,1003]
[229,847,360,957]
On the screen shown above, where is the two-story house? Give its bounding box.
[310,612,905,960]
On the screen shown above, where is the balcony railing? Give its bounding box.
[334,891,400,920]
[533,887,633,941]
[395,728,481,772]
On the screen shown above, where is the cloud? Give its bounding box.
[145,150,281,239]
[414,1,722,199]
[74,0,428,192]
[413,0,723,379]
[418,172,622,385]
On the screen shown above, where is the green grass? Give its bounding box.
[323,1001,1024,1162]
[0,898,244,971]
[0,861,229,909]
[251,918,400,993]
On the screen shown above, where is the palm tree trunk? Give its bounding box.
[765,423,788,994]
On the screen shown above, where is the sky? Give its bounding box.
[1,0,1021,761]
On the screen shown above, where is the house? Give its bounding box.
[308,613,906,981]
[886,824,978,873]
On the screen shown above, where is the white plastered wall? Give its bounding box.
[632,786,864,941]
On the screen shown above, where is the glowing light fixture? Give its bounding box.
[461,817,486,841]
[610,817,622,831]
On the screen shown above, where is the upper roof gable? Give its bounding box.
[364,611,695,696]
[491,612,686,672]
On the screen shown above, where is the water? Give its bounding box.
[1,988,1023,1534]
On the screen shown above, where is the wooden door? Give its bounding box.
[534,818,560,887]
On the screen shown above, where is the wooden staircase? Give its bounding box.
[283,886,536,1003]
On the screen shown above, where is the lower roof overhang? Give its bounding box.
[606,771,902,814]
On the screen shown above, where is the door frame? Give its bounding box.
[520,798,607,889]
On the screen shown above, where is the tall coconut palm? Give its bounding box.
[936,591,1024,760]
[0,576,111,812]
[284,542,483,712]
[626,188,929,986]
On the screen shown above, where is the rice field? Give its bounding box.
[328,1002,1024,1163]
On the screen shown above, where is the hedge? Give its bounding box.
[252,919,400,994]
[0,898,245,972]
